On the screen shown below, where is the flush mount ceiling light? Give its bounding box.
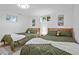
[17,4,30,9]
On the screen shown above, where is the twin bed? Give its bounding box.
[20,38,71,55]
[1,34,29,51]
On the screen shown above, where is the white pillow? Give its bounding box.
[26,38,51,44]
[11,34,25,41]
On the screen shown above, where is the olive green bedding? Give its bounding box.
[47,31,57,36]
[25,33,37,39]
[1,35,13,44]
[20,44,71,55]
[40,35,76,42]
[17,32,76,42]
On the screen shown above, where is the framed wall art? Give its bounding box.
[6,15,17,23]
[58,15,64,26]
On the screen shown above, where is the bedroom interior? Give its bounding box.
[0,4,79,55]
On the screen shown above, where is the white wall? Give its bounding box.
[28,7,73,28]
[73,5,79,43]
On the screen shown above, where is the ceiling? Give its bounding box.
[0,4,73,16]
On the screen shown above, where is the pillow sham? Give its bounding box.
[26,28,37,34]
[47,31,57,36]
[60,31,72,37]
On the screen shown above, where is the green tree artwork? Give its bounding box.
[32,19,35,26]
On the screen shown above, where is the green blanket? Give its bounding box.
[20,44,71,55]
[40,35,76,42]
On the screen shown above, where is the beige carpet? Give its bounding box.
[0,46,21,55]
